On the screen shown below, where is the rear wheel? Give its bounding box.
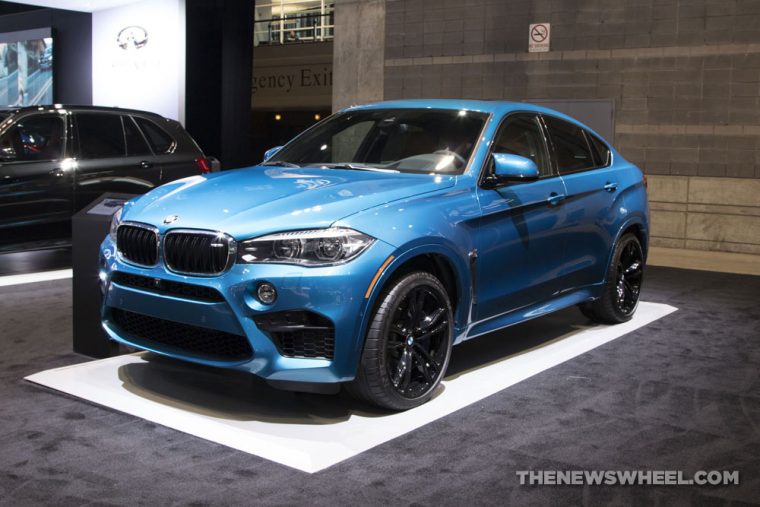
[580,233,644,324]
[348,271,453,411]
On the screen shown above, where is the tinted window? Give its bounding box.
[77,113,125,158]
[123,116,152,156]
[543,116,595,174]
[492,114,551,177]
[270,108,489,174]
[0,115,65,162]
[135,117,175,153]
[588,133,611,167]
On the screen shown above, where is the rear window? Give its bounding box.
[135,117,175,154]
[123,116,152,156]
[77,113,125,159]
[543,115,595,174]
[588,133,611,167]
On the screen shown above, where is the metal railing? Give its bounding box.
[254,12,334,46]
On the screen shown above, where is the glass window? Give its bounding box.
[269,108,489,174]
[135,117,175,154]
[0,115,65,162]
[543,115,595,174]
[123,116,152,156]
[588,132,611,167]
[491,114,551,177]
[77,113,125,159]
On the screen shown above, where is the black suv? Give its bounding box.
[0,105,216,251]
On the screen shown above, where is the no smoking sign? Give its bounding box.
[528,23,551,52]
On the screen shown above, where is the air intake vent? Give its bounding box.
[254,311,335,359]
[163,231,234,275]
[110,308,252,362]
[117,224,158,266]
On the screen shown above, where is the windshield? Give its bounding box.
[269,108,489,174]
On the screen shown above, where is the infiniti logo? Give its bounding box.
[117,26,149,50]
[163,215,179,224]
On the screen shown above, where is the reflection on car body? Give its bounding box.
[0,104,217,251]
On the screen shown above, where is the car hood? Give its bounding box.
[123,165,455,238]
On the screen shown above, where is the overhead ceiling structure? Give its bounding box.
[7,0,143,12]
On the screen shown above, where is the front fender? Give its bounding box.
[353,240,473,362]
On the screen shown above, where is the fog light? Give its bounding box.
[257,282,277,304]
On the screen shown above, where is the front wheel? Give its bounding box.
[348,271,453,411]
[580,233,644,324]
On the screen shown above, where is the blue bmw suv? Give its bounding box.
[99,100,648,410]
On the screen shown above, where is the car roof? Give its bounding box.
[0,104,167,118]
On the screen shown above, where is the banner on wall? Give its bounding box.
[92,0,184,122]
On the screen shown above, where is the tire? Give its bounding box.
[348,271,454,411]
[579,233,644,324]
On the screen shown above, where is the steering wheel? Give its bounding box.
[433,149,466,168]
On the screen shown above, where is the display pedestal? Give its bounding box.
[72,193,136,358]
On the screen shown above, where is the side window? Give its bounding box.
[491,114,551,177]
[0,115,65,162]
[135,117,175,154]
[543,115,595,174]
[123,116,152,157]
[77,113,126,159]
[587,132,611,167]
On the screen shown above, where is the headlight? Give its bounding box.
[109,207,123,241]
[238,227,375,266]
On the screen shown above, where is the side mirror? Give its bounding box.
[490,153,539,184]
[263,146,283,162]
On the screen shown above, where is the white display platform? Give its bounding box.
[0,269,72,287]
[26,302,676,473]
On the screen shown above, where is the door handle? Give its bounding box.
[139,160,153,169]
[604,182,618,192]
[547,192,565,206]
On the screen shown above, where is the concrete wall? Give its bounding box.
[332,0,385,111]
[374,0,760,259]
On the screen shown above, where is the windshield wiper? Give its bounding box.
[261,161,301,168]
[318,163,400,173]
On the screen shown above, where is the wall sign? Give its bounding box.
[528,23,550,52]
[92,0,184,122]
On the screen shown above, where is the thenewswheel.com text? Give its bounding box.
[516,470,740,486]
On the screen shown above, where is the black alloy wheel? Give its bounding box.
[579,233,645,324]
[614,239,643,314]
[348,271,454,410]
[386,285,450,398]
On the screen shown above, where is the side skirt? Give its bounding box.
[457,286,601,344]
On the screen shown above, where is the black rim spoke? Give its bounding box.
[615,240,643,314]
[385,285,450,399]
[416,320,448,342]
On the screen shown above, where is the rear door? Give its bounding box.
[0,112,72,248]
[133,116,200,183]
[474,113,569,320]
[542,114,619,289]
[73,112,161,211]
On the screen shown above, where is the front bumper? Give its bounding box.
[99,235,396,383]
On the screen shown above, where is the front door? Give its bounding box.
[0,113,72,249]
[475,113,568,321]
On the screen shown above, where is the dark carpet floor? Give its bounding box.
[1,267,759,506]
